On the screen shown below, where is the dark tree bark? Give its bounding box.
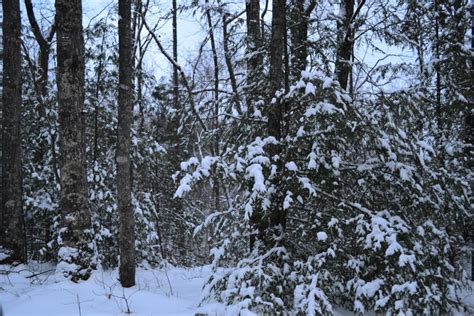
[268,0,285,142]
[434,0,442,130]
[24,0,56,98]
[172,0,179,110]
[466,0,474,281]
[289,0,316,79]
[335,0,355,90]
[266,0,286,245]
[1,0,26,264]
[245,0,263,110]
[246,0,264,250]
[55,0,95,281]
[117,0,136,288]
[223,14,242,114]
[205,1,221,216]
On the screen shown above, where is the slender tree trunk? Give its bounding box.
[245,0,263,112]
[246,0,264,250]
[223,14,242,114]
[205,1,221,215]
[289,0,316,79]
[172,0,179,110]
[467,0,474,282]
[1,0,26,264]
[117,0,136,288]
[335,0,355,90]
[434,0,443,131]
[268,0,285,147]
[266,0,286,246]
[55,0,95,281]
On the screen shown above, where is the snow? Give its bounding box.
[246,164,266,193]
[285,161,298,171]
[1,263,471,315]
[305,82,316,95]
[462,285,474,315]
[305,102,343,117]
[356,279,383,298]
[0,263,218,316]
[0,249,11,262]
[322,76,333,89]
[174,174,193,198]
[283,191,293,210]
[317,231,328,241]
[391,281,417,295]
[307,152,318,170]
[331,153,341,169]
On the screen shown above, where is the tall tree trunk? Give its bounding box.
[1,0,26,264]
[268,0,285,148]
[335,0,355,90]
[172,0,179,110]
[117,0,136,288]
[245,0,263,112]
[223,14,242,114]
[266,0,286,246]
[466,0,474,281]
[55,0,95,281]
[205,1,221,215]
[246,0,264,250]
[289,0,316,79]
[434,0,442,131]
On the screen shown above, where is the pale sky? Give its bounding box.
[18,0,415,91]
[20,0,211,80]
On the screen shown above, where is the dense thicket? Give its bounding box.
[0,0,472,314]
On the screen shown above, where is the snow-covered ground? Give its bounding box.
[1,263,473,315]
[0,263,218,316]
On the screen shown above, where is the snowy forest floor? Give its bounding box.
[1,263,474,315]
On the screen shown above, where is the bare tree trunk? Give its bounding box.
[223,14,242,114]
[268,0,285,149]
[172,0,179,110]
[266,0,286,246]
[467,0,474,282]
[1,0,26,264]
[335,0,355,90]
[434,0,443,131]
[289,0,316,79]
[246,0,265,250]
[205,1,221,215]
[245,0,263,111]
[55,0,95,281]
[118,0,136,288]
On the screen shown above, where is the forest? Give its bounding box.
[0,0,473,315]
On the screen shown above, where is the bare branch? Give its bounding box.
[142,16,208,132]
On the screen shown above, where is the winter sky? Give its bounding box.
[18,0,415,91]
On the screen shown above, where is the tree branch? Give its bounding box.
[24,0,47,47]
[142,16,208,132]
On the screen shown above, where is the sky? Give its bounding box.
[18,0,210,79]
[14,0,417,91]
